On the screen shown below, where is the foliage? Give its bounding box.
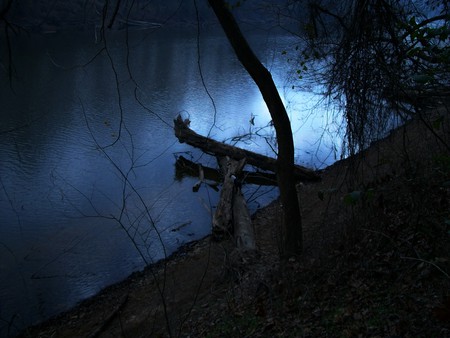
[281,0,450,156]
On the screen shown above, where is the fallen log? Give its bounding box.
[213,157,246,237]
[232,186,256,250]
[175,155,278,186]
[213,156,255,251]
[174,115,321,182]
[192,163,205,192]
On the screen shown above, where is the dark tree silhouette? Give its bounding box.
[208,0,303,255]
[282,0,450,155]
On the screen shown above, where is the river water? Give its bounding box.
[0,26,340,335]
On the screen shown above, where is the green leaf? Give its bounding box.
[343,191,362,205]
[365,188,375,201]
[432,116,444,130]
[412,74,433,84]
[440,29,449,41]
[318,188,337,201]
[434,155,450,171]
[406,47,419,56]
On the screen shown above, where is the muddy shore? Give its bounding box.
[19,104,450,337]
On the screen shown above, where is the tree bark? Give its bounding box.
[208,0,304,255]
[175,155,279,186]
[212,157,246,237]
[208,156,256,251]
[232,185,256,251]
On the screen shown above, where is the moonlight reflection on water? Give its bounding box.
[0,27,339,335]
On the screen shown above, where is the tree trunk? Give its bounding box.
[208,0,303,255]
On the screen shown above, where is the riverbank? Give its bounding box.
[19,103,450,337]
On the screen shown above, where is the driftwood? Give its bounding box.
[232,185,256,250]
[173,115,318,251]
[212,157,255,250]
[174,115,320,182]
[212,157,246,236]
[192,163,205,192]
[175,155,277,186]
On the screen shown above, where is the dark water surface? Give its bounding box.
[0,26,339,335]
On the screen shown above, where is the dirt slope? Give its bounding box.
[19,103,450,337]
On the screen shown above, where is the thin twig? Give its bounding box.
[401,256,449,279]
